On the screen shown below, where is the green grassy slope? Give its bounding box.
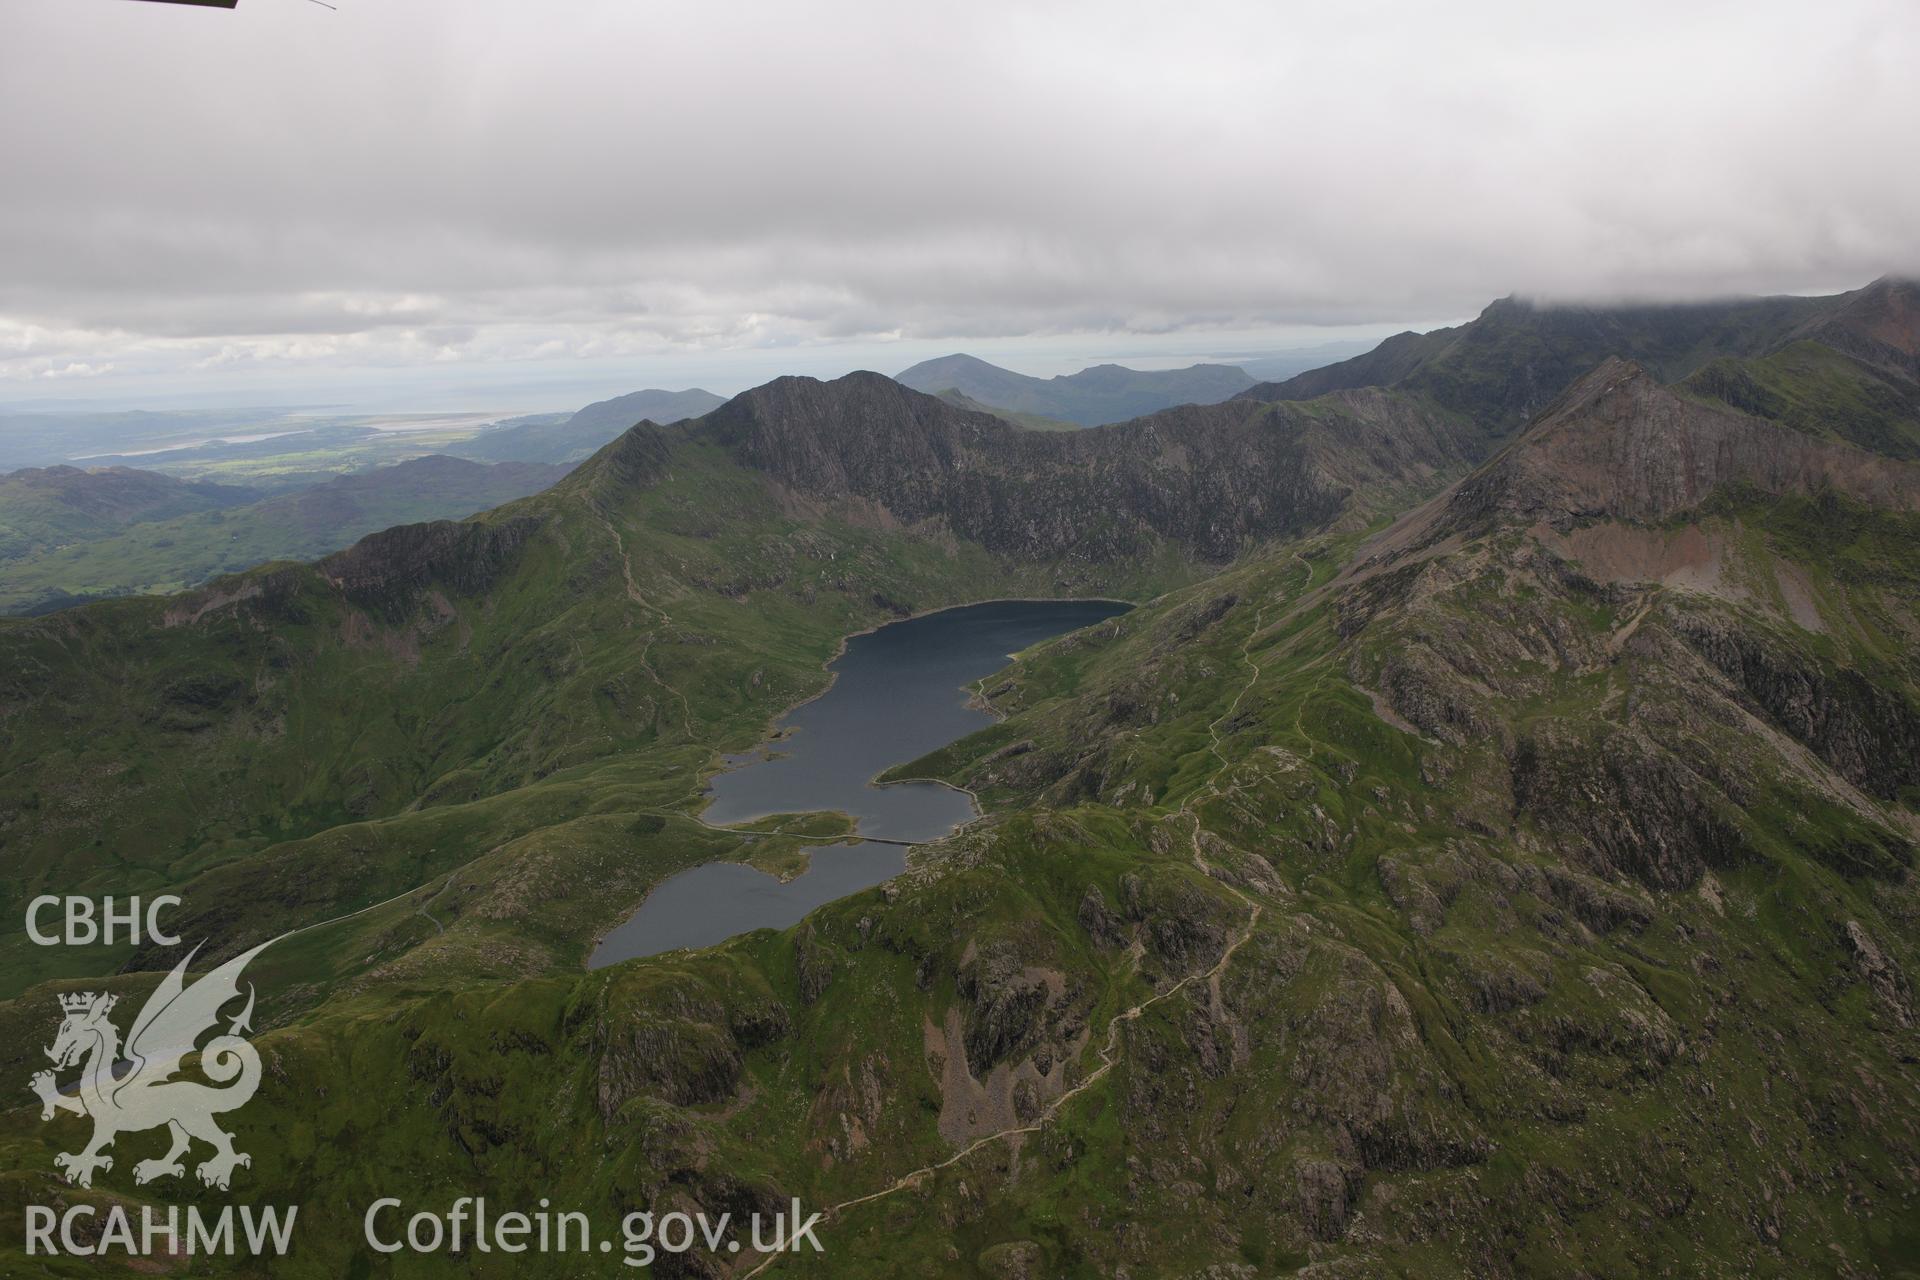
[0,465,262,562]
[0,455,571,615]
[1685,339,1920,460]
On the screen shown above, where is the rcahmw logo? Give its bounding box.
[26,1203,296,1262]
[30,936,281,1190]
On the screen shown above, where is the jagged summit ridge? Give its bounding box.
[676,370,1485,560]
[1234,280,1894,444]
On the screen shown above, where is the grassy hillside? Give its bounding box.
[0,465,262,561]
[1685,339,1920,460]
[0,455,571,615]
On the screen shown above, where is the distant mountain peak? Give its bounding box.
[1479,293,1533,315]
[894,353,1253,425]
[909,352,1001,371]
[565,386,726,431]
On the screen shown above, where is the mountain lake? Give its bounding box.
[589,598,1131,966]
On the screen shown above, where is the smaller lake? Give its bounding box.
[589,598,1130,967]
[589,844,908,963]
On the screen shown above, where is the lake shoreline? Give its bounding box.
[592,597,1132,967]
[695,593,1133,825]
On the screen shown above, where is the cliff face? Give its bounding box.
[1445,359,1920,532]
[702,371,1005,497]
[318,513,547,619]
[697,371,1474,561]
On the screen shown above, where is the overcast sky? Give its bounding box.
[3,0,1918,410]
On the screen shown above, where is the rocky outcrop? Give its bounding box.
[319,513,545,619]
[593,974,790,1119]
[1842,920,1914,1027]
[1669,609,1920,801]
[956,942,1062,1076]
[1510,723,1754,890]
[579,421,676,494]
[1117,866,1237,974]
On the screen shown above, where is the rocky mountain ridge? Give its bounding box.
[700,370,1475,560]
[1239,279,1920,445]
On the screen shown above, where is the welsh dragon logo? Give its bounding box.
[29,937,279,1191]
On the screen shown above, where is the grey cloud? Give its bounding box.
[2,0,1917,398]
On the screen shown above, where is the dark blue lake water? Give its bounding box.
[589,598,1129,967]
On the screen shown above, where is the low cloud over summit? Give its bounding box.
[3,0,1917,398]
